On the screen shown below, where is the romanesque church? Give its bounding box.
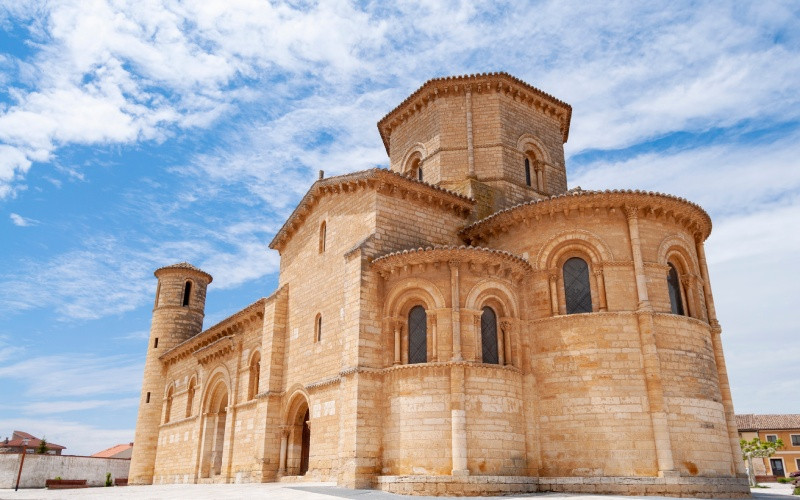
[130,73,749,497]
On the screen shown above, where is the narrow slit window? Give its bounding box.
[319,221,326,253]
[408,306,427,364]
[524,158,532,187]
[315,314,322,342]
[182,281,192,307]
[154,282,161,308]
[563,257,593,314]
[146,392,151,404]
[481,306,499,364]
[154,337,159,348]
[417,165,423,181]
[667,263,685,315]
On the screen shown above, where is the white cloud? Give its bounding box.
[9,212,38,226]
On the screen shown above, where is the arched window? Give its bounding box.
[154,282,161,308]
[563,257,593,314]
[182,281,192,307]
[667,263,685,315]
[164,386,173,424]
[417,164,423,181]
[185,378,195,417]
[248,352,261,399]
[319,221,326,253]
[481,306,499,364]
[408,305,427,364]
[315,313,322,342]
[524,158,532,187]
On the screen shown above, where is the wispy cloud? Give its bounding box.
[21,397,139,415]
[9,212,38,226]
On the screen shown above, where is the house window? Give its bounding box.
[182,281,192,307]
[791,434,800,446]
[185,379,195,417]
[481,306,499,364]
[408,306,427,364]
[667,263,685,315]
[563,257,592,314]
[319,221,326,253]
[524,158,532,187]
[315,314,322,342]
[248,352,261,400]
[766,434,778,443]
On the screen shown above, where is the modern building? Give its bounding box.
[129,72,749,497]
[737,414,800,478]
[92,442,134,460]
[0,431,65,455]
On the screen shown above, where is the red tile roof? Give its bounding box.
[4,430,65,450]
[91,442,133,458]
[736,414,800,431]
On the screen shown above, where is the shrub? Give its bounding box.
[54,476,61,481]
[779,477,792,483]
[105,473,112,487]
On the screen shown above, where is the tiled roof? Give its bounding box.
[4,430,65,450]
[736,414,800,431]
[91,442,133,458]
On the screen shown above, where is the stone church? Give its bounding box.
[129,72,750,497]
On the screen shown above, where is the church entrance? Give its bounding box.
[280,392,311,476]
[299,409,310,475]
[200,380,229,478]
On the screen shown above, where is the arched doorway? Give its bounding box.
[281,392,311,476]
[200,379,228,478]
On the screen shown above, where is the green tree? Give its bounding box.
[740,437,783,487]
[36,437,48,454]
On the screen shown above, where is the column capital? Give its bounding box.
[448,259,461,270]
[548,271,559,283]
[624,205,639,221]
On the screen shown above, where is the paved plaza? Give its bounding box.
[0,482,795,500]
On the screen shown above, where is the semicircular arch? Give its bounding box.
[384,277,446,317]
[516,134,552,164]
[657,234,697,274]
[400,143,428,174]
[464,279,519,318]
[538,230,614,270]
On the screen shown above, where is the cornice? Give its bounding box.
[372,245,532,282]
[269,168,474,253]
[154,262,213,283]
[377,72,572,155]
[460,189,712,244]
[159,297,266,365]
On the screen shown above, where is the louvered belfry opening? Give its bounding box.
[481,306,499,364]
[563,257,592,314]
[408,305,427,364]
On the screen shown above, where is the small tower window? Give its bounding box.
[408,305,427,364]
[154,282,161,308]
[182,281,192,307]
[524,158,532,187]
[315,314,322,342]
[146,392,151,404]
[319,221,326,254]
[154,338,159,348]
[563,257,593,314]
[667,263,685,315]
[417,165,423,181]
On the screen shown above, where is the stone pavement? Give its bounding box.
[0,482,794,500]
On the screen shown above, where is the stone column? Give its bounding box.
[278,426,289,474]
[430,315,438,362]
[501,319,513,367]
[466,86,475,178]
[449,260,463,361]
[450,364,468,475]
[473,313,482,362]
[697,240,747,475]
[535,160,545,191]
[393,321,401,365]
[593,267,608,311]
[626,206,677,476]
[496,318,505,366]
[548,272,559,316]
[684,274,698,318]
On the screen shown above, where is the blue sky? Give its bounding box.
[0,1,798,456]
